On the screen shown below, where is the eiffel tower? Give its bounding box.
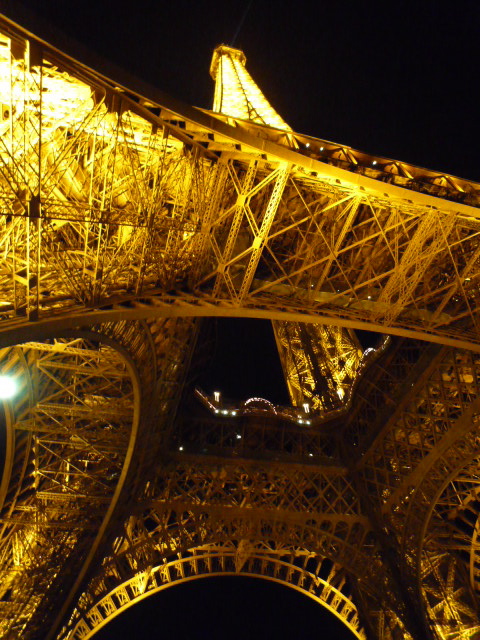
[1,12,480,640]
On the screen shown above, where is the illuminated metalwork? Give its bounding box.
[0,336,138,636]
[273,321,362,412]
[0,14,480,640]
[210,45,292,133]
[67,544,367,639]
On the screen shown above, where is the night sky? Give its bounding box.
[3,1,480,637]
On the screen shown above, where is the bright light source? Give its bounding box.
[298,419,304,424]
[215,409,219,414]
[306,420,311,425]
[305,142,310,148]
[367,295,371,299]
[214,391,220,402]
[179,446,184,451]
[222,409,228,415]
[303,403,309,413]
[309,453,313,457]
[231,411,237,416]
[0,375,17,399]
[372,160,377,165]
[320,146,324,151]
[236,434,242,439]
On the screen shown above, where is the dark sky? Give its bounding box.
[3,1,479,637]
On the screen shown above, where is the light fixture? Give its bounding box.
[372,160,377,165]
[0,375,17,400]
[305,142,310,148]
[214,391,220,402]
[320,146,324,151]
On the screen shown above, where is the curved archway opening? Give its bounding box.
[68,546,365,640]
[92,575,357,640]
[0,334,144,637]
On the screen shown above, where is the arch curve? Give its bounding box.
[63,544,366,640]
[415,450,480,637]
[0,331,144,638]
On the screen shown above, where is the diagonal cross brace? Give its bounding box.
[237,163,290,301]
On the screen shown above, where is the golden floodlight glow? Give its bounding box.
[0,374,18,399]
[210,45,292,131]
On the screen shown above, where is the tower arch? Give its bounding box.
[63,543,366,640]
[0,328,144,636]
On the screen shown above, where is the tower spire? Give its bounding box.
[210,44,292,131]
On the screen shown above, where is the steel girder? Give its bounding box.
[0,18,479,351]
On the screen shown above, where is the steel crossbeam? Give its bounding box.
[0,18,479,352]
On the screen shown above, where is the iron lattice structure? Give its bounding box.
[1,14,480,640]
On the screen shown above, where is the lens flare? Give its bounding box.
[0,375,17,399]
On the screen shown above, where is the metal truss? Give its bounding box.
[0,20,479,354]
[172,411,339,463]
[1,13,480,640]
[63,543,366,640]
[0,337,137,637]
[59,455,382,639]
[0,313,200,639]
[344,340,480,638]
[210,45,293,134]
[273,321,362,412]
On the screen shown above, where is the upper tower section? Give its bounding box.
[210,45,292,131]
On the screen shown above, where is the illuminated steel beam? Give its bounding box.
[0,17,479,352]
